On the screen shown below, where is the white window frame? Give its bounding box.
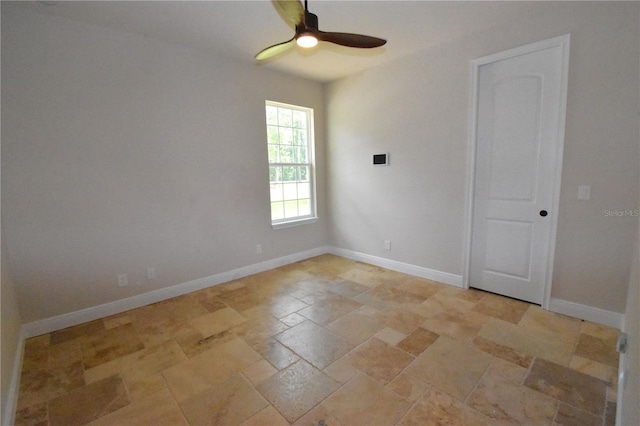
[265,100,317,229]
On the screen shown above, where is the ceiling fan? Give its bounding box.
[255,0,387,61]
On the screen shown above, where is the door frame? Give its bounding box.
[462,34,571,309]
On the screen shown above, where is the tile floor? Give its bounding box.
[14,254,620,425]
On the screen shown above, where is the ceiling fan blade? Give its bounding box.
[255,37,296,61]
[317,31,387,49]
[272,0,304,27]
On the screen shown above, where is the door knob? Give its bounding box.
[540,210,548,217]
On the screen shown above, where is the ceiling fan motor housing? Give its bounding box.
[302,11,318,32]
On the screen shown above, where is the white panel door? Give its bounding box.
[469,36,569,304]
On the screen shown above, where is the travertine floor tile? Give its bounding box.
[279,312,307,327]
[189,287,227,313]
[404,335,493,401]
[179,373,269,425]
[252,337,300,370]
[216,286,266,312]
[50,320,105,345]
[256,360,338,423]
[48,339,83,368]
[387,373,431,402]
[231,315,289,346]
[323,356,359,384]
[242,359,278,385]
[554,402,603,426]
[366,283,426,305]
[524,358,607,415]
[574,333,619,367]
[292,404,343,426]
[46,360,85,400]
[396,277,446,299]
[570,355,614,382]
[422,292,476,315]
[398,388,492,426]
[374,327,407,346]
[347,338,414,384]
[323,374,411,425]
[189,306,247,338]
[478,317,577,366]
[264,295,309,319]
[298,294,362,325]
[162,336,261,402]
[422,311,484,341]
[397,327,439,356]
[88,388,188,426]
[13,255,622,426]
[48,374,130,426]
[326,311,384,345]
[472,336,533,368]
[240,405,290,426]
[375,308,425,334]
[471,293,530,324]
[274,320,351,369]
[15,402,48,426]
[467,359,557,424]
[80,324,145,369]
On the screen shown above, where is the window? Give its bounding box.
[265,101,316,228]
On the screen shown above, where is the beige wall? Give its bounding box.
[1,5,328,322]
[326,2,639,313]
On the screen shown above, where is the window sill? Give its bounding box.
[272,217,318,230]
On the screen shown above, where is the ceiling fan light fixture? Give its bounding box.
[296,33,318,48]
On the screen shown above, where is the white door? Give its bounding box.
[468,35,570,305]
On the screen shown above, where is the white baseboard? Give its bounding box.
[22,246,330,338]
[21,248,620,337]
[22,246,464,338]
[327,247,463,288]
[549,297,624,329]
[3,328,26,426]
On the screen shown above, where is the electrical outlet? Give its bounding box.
[147,267,155,280]
[384,240,391,250]
[117,274,128,287]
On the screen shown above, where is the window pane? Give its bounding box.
[297,182,310,199]
[292,110,307,128]
[298,199,311,216]
[268,145,279,163]
[270,183,283,202]
[278,109,292,127]
[266,106,278,125]
[297,146,307,163]
[299,166,309,182]
[282,166,297,181]
[271,202,284,220]
[279,128,293,145]
[284,200,299,218]
[293,129,307,146]
[267,125,280,144]
[269,166,280,183]
[279,146,295,163]
[283,183,297,201]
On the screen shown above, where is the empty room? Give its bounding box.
[1,1,639,425]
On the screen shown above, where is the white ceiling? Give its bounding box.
[13,0,546,82]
